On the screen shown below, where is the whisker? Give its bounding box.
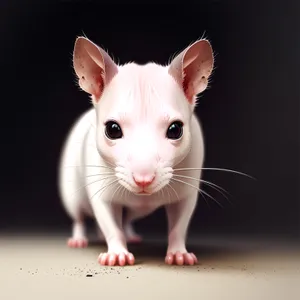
[161,185,170,204]
[167,182,180,202]
[68,175,116,198]
[123,187,130,205]
[199,188,224,208]
[174,167,255,179]
[102,158,116,168]
[110,183,122,203]
[166,186,172,204]
[159,188,164,202]
[96,181,117,208]
[125,188,130,204]
[90,179,120,202]
[170,178,224,208]
[120,185,127,202]
[120,185,126,202]
[166,184,172,204]
[64,165,114,171]
[199,191,210,209]
[201,179,230,198]
[118,185,125,199]
[162,185,169,203]
[172,174,231,200]
[85,172,115,178]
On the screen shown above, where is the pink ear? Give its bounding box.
[73,37,118,101]
[168,39,214,104]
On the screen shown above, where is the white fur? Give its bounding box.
[58,37,214,265]
[58,105,204,251]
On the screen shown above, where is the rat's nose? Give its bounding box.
[133,174,155,188]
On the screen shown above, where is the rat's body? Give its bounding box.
[58,38,214,266]
[59,104,203,245]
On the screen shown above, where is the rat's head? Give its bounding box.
[73,37,214,195]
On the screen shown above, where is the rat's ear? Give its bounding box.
[168,39,214,104]
[73,36,118,102]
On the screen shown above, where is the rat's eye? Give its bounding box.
[105,121,123,140]
[166,121,183,140]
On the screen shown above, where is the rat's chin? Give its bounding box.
[117,178,169,196]
[132,186,158,196]
[118,181,155,196]
[134,182,169,196]
[134,191,153,196]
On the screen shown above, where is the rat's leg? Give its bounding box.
[63,197,88,248]
[95,210,139,244]
[124,223,142,243]
[123,207,156,243]
[89,195,134,266]
[96,208,147,243]
[67,218,88,248]
[59,168,89,248]
[164,191,198,265]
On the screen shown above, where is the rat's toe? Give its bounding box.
[165,251,198,265]
[108,253,117,266]
[98,253,109,265]
[67,237,88,248]
[118,253,126,266]
[165,252,175,265]
[126,252,135,265]
[175,251,184,265]
[97,252,135,266]
[183,253,197,265]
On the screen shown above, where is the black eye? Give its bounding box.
[166,121,183,140]
[105,121,123,140]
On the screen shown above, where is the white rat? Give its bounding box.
[58,36,214,266]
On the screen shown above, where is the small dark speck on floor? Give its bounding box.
[86,274,93,277]
[126,276,129,279]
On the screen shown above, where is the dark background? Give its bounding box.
[1,0,299,242]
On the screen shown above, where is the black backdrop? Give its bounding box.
[1,0,299,241]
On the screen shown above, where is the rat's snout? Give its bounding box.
[132,173,155,188]
[128,134,158,191]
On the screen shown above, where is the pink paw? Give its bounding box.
[165,251,198,265]
[98,252,135,266]
[127,234,143,244]
[67,237,88,248]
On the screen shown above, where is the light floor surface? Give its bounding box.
[1,232,300,300]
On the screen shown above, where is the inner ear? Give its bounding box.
[169,39,214,104]
[73,37,118,102]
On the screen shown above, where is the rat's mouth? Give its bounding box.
[136,190,152,196]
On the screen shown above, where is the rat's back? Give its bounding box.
[58,108,96,219]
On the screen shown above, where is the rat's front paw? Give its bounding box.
[165,251,198,266]
[67,237,88,248]
[98,252,135,266]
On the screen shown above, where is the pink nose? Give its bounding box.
[133,174,155,188]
